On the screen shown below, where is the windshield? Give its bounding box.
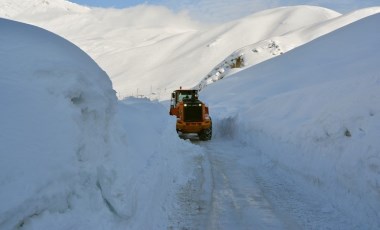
[176,90,197,103]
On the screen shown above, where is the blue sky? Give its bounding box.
[69,0,380,22]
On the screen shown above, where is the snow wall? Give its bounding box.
[0,18,197,229]
[202,13,380,228]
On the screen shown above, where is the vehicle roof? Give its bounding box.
[174,89,197,93]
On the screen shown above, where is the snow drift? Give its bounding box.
[0,18,197,229]
[202,13,380,228]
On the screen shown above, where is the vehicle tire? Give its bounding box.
[199,127,212,141]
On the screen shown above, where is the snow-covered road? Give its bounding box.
[204,140,286,230]
[175,138,363,230]
[2,5,380,229]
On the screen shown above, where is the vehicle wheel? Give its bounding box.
[199,127,212,141]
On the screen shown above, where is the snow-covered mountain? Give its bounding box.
[0,0,88,18]
[1,1,380,229]
[198,7,380,89]
[0,0,368,98]
[4,1,380,99]
[1,1,379,98]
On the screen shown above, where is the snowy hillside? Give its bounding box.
[0,0,88,18]
[202,13,380,228]
[5,1,380,100]
[1,1,380,229]
[198,7,380,89]
[0,18,198,229]
[2,1,379,99]
[1,0,348,98]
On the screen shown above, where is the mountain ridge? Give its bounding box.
[2,1,379,99]
[0,0,89,18]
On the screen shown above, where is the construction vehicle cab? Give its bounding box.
[170,88,212,141]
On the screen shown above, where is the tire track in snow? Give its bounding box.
[198,138,357,230]
[202,141,287,230]
[173,133,357,229]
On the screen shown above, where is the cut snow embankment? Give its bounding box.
[0,18,199,229]
[202,13,380,228]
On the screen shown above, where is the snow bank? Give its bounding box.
[0,17,115,228]
[0,18,198,229]
[202,13,380,227]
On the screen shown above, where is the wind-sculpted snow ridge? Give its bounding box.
[0,18,199,229]
[196,7,380,91]
[202,13,380,228]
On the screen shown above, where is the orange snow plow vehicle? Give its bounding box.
[169,88,212,141]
